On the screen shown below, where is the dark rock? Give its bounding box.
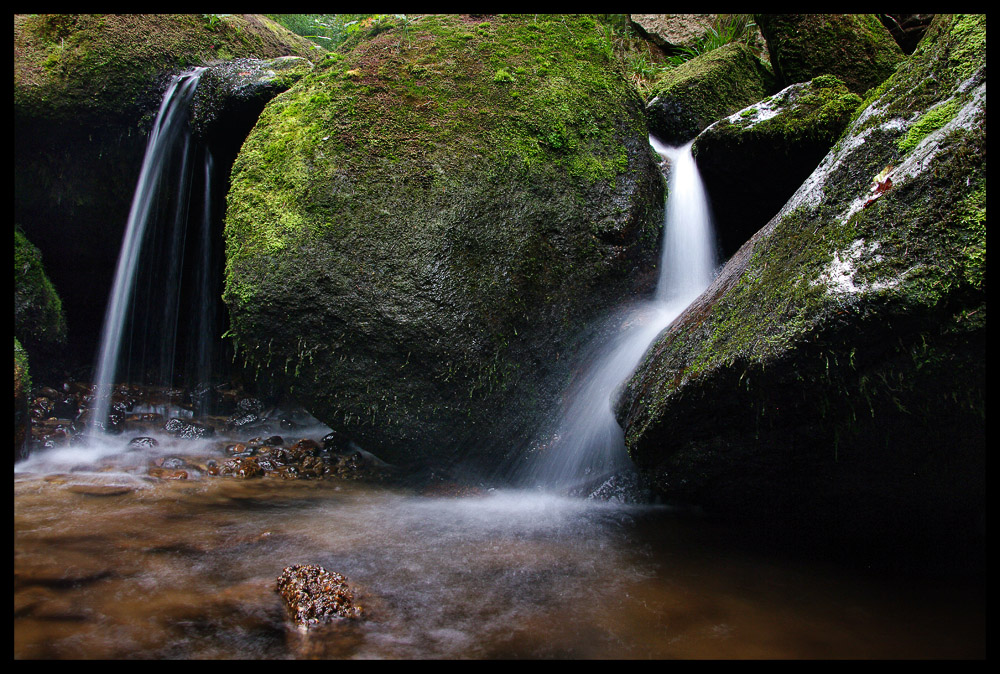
[692,75,862,258]
[646,42,775,145]
[755,14,904,95]
[276,564,364,626]
[223,15,665,467]
[616,14,985,570]
[877,14,935,54]
[127,436,159,449]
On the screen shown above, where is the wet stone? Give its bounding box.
[164,417,215,439]
[276,564,364,626]
[128,436,159,449]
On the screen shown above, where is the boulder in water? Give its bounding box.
[223,14,665,467]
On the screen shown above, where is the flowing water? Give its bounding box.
[516,139,716,489]
[91,68,212,427]
[13,453,985,659]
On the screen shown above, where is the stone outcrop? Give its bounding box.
[692,75,862,258]
[629,14,716,51]
[223,14,665,467]
[616,14,985,568]
[755,14,905,95]
[646,43,775,146]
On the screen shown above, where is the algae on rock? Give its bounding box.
[224,14,665,466]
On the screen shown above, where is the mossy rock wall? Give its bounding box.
[223,14,665,467]
[615,14,985,568]
[692,75,862,258]
[755,14,904,95]
[14,229,67,376]
[15,338,31,462]
[645,42,775,146]
[13,14,320,372]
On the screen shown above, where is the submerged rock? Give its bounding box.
[224,14,665,467]
[616,14,985,565]
[645,42,775,146]
[276,564,364,626]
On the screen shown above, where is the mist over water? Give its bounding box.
[515,138,718,490]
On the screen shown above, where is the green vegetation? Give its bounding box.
[14,228,67,352]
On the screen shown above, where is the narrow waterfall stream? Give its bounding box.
[90,68,210,430]
[517,138,717,490]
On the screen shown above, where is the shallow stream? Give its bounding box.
[13,429,985,659]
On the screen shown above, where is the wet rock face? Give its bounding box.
[692,76,862,258]
[755,14,904,95]
[645,43,775,146]
[616,14,985,558]
[224,14,664,467]
[276,565,364,626]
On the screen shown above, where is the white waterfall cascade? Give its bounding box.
[90,68,206,430]
[519,138,718,490]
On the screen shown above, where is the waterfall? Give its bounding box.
[517,138,717,489]
[91,68,207,430]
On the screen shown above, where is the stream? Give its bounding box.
[13,427,985,659]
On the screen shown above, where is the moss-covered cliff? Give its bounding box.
[616,14,985,566]
[224,14,665,466]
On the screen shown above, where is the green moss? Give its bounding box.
[897,97,963,153]
[14,337,32,394]
[14,13,320,125]
[14,228,67,350]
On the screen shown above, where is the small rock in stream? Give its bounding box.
[276,564,364,626]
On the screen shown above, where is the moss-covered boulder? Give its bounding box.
[692,75,862,258]
[15,338,32,462]
[615,14,985,568]
[14,229,67,364]
[645,42,775,146]
[223,14,664,466]
[755,14,904,95]
[14,14,320,371]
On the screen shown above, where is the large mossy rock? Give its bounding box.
[755,14,904,95]
[616,14,985,568]
[224,14,664,466]
[14,229,67,371]
[692,75,862,258]
[13,14,319,371]
[15,338,32,463]
[645,43,775,146]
